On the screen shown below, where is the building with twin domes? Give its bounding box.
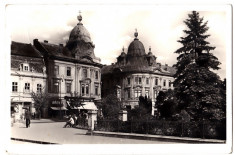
[101,30,176,115]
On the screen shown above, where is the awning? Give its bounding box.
[78,102,98,110]
[51,107,68,110]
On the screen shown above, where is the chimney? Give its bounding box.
[165,64,168,67]
[59,44,63,47]
[44,40,48,43]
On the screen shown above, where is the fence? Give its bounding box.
[94,119,226,140]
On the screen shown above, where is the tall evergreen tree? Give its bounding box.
[174,11,225,122]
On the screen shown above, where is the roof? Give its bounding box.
[101,31,176,76]
[69,23,91,43]
[78,102,98,110]
[101,62,176,76]
[127,39,146,57]
[11,41,43,58]
[11,42,45,73]
[34,39,102,67]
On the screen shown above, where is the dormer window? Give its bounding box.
[20,63,29,71]
[24,65,29,71]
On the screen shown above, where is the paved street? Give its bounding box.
[11,119,178,144]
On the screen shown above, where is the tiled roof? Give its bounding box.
[101,61,176,76]
[11,41,43,58]
[11,55,45,73]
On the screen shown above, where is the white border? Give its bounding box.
[0,1,233,155]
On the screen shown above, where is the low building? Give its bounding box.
[101,30,176,115]
[11,41,47,121]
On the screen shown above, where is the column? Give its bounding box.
[87,110,97,134]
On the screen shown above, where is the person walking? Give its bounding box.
[24,109,31,128]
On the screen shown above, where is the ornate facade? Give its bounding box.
[33,14,102,117]
[11,13,102,119]
[101,30,176,115]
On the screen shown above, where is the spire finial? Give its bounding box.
[134,28,138,39]
[77,10,82,24]
[149,46,151,52]
[122,46,124,52]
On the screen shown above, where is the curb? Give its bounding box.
[91,131,226,144]
[11,138,58,144]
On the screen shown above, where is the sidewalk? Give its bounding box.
[11,119,177,144]
[11,119,225,144]
[91,131,226,144]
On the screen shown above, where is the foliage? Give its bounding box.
[173,11,225,122]
[155,90,178,119]
[101,94,122,119]
[139,96,152,115]
[31,89,50,112]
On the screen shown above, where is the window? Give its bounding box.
[145,90,149,98]
[66,83,71,93]
[24,65,29,71]
[81,84,89,96]
[86,85,89,95]
[139,77,142,84]
[83,69,87,79]
[54,65,59,75]
[37,84,42,93]
[169,80,171,87]
[135,77,142,84]
[134,90,142,98]
[146,78,149,85]
[53,81,59,93]
[82,85,85,96]
[24,83,30,93]
[12,82,18,92]
[163,80,166,87]
[95,86,99,95]
[127,89,131,99]
[67,67,71,76]
[127,78,130,85]
[135,77,138,84]
[95,71,98,80]
[155,78,158,85]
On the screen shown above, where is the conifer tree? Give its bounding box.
[174,11,225,122]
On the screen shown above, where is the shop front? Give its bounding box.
[49,99,68,119]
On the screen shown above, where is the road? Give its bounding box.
[11,119,178,144]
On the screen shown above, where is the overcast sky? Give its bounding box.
[6,5,229,79]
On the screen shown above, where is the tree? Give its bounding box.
[101,94,122,119]
[139,96,152,115]
[173,11,225,122]
[31,89,50,117]
[155,90,178,119]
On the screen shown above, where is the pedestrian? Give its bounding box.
[63,115,74,128]
[24,109,31,128]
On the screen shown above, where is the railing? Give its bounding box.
[94,119,226,140]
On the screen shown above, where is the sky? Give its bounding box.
[6,4,229,79]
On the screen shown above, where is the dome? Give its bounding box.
[69,23,92,43]
[127,30,145,57]
[127,39,146,56]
